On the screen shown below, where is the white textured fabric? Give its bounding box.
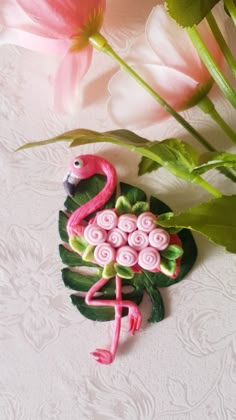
[0,1,236,418]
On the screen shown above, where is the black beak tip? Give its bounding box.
[63,180,76,197]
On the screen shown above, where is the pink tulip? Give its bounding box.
[0,0,105,112]
[108,5,223,129]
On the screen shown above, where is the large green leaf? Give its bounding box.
[138,157,161,176]
[141,276,165,322]
[165,0,220,27]
[158,195,236,253]
[58,211,69,242]
[17,128,149,151]
[192,152,236,175]
[71,287,144,322]
[120,182,147,203]
[19,128,201,183]
[59,245,99,268]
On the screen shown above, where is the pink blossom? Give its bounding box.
[108,5,223,129]
[0,0,106,112]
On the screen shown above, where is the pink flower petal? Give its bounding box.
[54,46,93,113]
[146,6,205,82]
[17,0,106,38]
[108,64,197,129]
[0,0,53,37]
[0,27,69,55]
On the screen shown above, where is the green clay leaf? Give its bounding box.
[165,0,220,27]
[64,174,116,216]
[62,268,103,292]
[160,258,177,276]
[192,152,236,175]
[138,157,161,176]
[115,264,134,279]
[58,211,69,242]
[161,245,184,260]
[83,245,95,262]
[158,195,236,253]
[132,201,150,216]
[120,182,147,204]
[59,245,98,268]
[141,275,165,322]
[102,263,116,279]
[71,288,144,322]
[115,196,132,215]
[69,235,88,254]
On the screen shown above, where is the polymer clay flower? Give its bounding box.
[108,5,223,128]
[0,0,105,111]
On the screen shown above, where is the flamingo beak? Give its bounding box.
[63,172,80,197]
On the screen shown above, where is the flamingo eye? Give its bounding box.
[73,159,83,168]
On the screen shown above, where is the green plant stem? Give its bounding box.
[198,96,236,144]
[206,11,236,77]
[187,26,236,108]
[89,32,236,183]
[224,0,236,25]
[194,176,222,198]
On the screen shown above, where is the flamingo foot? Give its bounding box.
[128,307,142,335]
[90,348,114,365]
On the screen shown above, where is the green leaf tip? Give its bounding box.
[158,195,236,253]
[165,0,220,27]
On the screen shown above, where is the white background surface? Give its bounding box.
[1,1,236,419]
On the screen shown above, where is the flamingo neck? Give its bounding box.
[67,159,117,236]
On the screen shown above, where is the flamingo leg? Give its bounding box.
[85,275,142,364]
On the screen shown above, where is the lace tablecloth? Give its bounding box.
[1,1,236,419]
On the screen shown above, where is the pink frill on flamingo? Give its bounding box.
[63,154,184,364]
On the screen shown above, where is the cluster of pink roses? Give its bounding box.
[83,209,171,272]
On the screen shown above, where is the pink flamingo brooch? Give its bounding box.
[60,154,197,364]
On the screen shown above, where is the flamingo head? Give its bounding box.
[63,154,102,196]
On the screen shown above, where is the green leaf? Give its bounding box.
[165,0,220,27]
[132,201,150,216]
[158,212,182,233]
[161,245,184,260]
[138,157,161,176]
[62,268,102,292]
[147,197,197,286]
[64,174,115,215]
[138,139,200,181]
[141,275,165,323]
[158,195,236,253]
[18,128,150,151]
[83,245,95,262]
[59,245,98,268]
[71,288,144,322]
[69,235,88,254]
[58,211,69,242]
[115,196,132,215]
[19,128,201,185]
[102,263,116,279]
[115,264,134,279]
[71,295,116,321]
[160,258,177,276]
[192,152,236,175]
[149,196,172,215]
[120,182,147,204]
